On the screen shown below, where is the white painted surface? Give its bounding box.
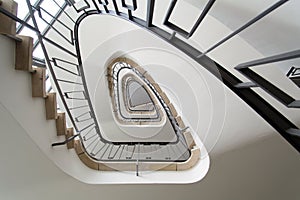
[0,0,299,196]
[0,96,300,199]
[0,34,210,184]
[80,16,276,155]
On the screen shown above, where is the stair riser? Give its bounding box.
[0,0,17,35]
[31,68,46,97]
[15,35,33,71]
[45,93,57,120]
[56,112,67,136]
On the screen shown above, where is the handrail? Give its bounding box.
[51,133,80,147]
[72,0,300,152]
[1,0,299,156]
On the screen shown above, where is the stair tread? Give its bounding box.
[0,33,22,41]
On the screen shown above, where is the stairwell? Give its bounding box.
[0,0,210,184]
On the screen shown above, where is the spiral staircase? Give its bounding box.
[0,0,299,185]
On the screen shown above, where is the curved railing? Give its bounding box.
[0,0,195,164]
[0,0,299,159]
[71,0,300,152]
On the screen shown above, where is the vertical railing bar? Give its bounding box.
[136,143,140,176]
[119,145,125,159]
[146,0,155,27]
[94,143,107,156]
[110,145,121,159]
[130,145,136,159]
[164,0,176,22]
[90,139,100,155]
[99,144,111,159]
[127,9,132,20]
[85,135,99,148]
[111,0,120,15]
[166,145,171,159]
[107,144,114,158]
[188,0,216,38]
[101,4,109,13]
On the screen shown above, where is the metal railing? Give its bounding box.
[287,66,300,88]
[1,0,299,155]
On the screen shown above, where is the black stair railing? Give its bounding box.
[287,66,300,88]
[1,0,299,155]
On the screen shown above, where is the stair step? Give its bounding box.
[0,0,17,35]
[56,112,67,136]
[177,147,200,171]
[74,140,99,170]
[31,67,46,97]
[65,128,75,149]
[168,103,178,117]
[175,116,185,129]
[45,93,57,120]
[15,35,33,71]
[183,131,196,150]
[74,139,84,155]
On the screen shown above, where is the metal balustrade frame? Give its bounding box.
[1,0,299,157]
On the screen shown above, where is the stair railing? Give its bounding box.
[1,0,299,155]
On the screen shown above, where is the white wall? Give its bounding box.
[1,0,300,198]
[0,26,299,199]
[0,100,300,200]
